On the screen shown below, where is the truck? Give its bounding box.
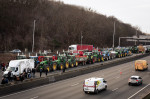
[52,55,69,71]
[69,44,93,52]
[3,59,34,77]
[74,51,88,66]
[138,45,145,53]
[84,52,95,64]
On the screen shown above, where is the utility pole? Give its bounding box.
[113,21,115,49]
[81,32,83,49]
[32,20,36,53]
[135,30,137,45]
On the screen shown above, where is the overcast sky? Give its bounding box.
[56,0,150,34]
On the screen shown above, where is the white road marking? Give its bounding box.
[71,83,79,87]
[30,96,38,99]
[127,83,150,99]
[112,88,118,91]
[116,76,120,79]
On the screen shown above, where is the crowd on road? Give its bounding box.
[0,62,51,85]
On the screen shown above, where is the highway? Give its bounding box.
[0,55,150,99]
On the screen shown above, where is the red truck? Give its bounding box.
[69,44,93,52]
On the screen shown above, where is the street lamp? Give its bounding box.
[81,32,83,49]
[113,21,115,49]
[32,20,36,53]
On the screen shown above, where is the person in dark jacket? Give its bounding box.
[40,68,42,77]
[32,68,36,78]
[1,77,8,84]
[19,74,24,82]
[8,71,11,81]
[45,68,48,76]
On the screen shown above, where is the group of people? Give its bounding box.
[1,68,36,84]
[0,62,8,71]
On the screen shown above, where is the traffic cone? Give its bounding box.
[120,71,122,75]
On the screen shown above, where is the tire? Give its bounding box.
[128,83,131,86]
[65,61,69,69]
[59,63,64,70]
[104,86,107,90]
[70,62,74,68]
[52,63,57,71]
[75,61,78,67]
[98,58,101,62]
[84,91,88,94]
[95,89,99,94]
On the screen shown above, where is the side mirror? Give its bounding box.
[103,81,107,83]
[147,64,148,65]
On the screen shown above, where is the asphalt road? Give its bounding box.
[0,55,150,99]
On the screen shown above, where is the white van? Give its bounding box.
[3,59,34,77]
[83,77,107,94]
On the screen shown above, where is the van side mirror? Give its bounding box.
[15,67,18,72]
[103,80,107,83]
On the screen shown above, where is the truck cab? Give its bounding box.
[83,77,107,94]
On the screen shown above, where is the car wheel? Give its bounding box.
[128,82,131,86]
[95,89,99,94]
[104,86,107,90]
[84,91,88,94]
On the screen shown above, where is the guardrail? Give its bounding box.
[0,53,149,96]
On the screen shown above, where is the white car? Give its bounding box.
[83,77,107,94]
[128,76,143,86]
[10,49,21,53]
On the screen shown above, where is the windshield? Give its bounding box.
[69,47,74,50]
[6,67,16,72]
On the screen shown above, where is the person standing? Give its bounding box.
[32,68,36,78]
[45,68,48,77]
[62,65,66,73]
[8,71,11,81]
[40,68,42,77]
[10,71,13,81]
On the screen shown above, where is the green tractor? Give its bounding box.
[84,52,95,64]
[131,46,139,53]
[36,56,53,72]
[115,48,123,58]
[67,55,78,68]
[92,51,104,62]
[52,55,69,71]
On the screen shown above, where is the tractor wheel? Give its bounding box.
[101,57,104,62]
[52,63,57,71]
[75,61,78,67]
[65,61,69,69]
[98,58,101,62]
[60,63,64,70]
[70,62,74,68]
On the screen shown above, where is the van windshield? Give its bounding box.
[69,47,74,50]
[6,67,15,72]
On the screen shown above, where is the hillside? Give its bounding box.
[0,0,143,52]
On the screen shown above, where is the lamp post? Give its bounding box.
[113,21,115,49]
[81,32,83,49]
[32,20,36,53]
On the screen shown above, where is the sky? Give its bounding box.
[55,0,150,34]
